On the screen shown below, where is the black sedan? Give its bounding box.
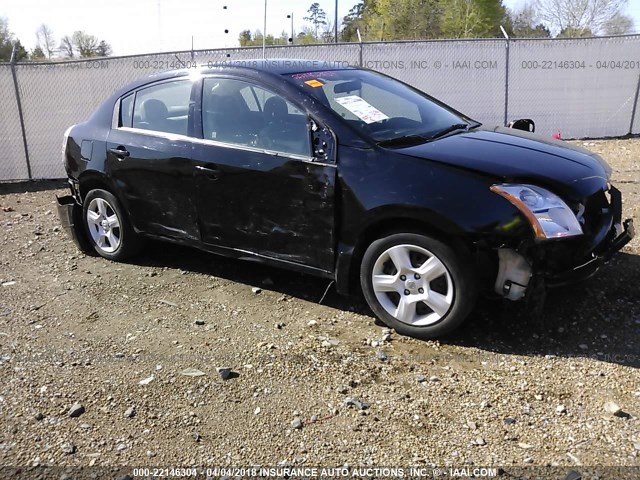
[57,59,634,339]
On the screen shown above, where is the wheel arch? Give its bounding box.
[77,171,117,203]
[337,208,474,296]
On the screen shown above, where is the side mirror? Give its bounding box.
[508,118,535,133]
[310,119,335,162]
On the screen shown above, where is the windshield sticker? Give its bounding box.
[334,95,389,124]
[304,79,324,88]
[291,70,340,80]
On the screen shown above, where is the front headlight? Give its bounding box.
[490,184,583,240]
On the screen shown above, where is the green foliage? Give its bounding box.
[438,0,508,37]
[72,30,99,58]
[237,30,292,47]
[238,0,632,44]
[238,29,253,47]
[439,0,486,38]
[339,0,508,41]
[0,17,14,61]
[297,27,318,44]
[0,17,29,61]
[341,2,367,41]
[31,45,46,60]
[558,26,593,37]
[11,39,28,61]
[96,40,112,57]
[304,2,328,38]
[505,3,551,38]
[58,32,111,58]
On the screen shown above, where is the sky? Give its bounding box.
[2,0,640,57]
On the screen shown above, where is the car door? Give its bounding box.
[106,78,199,241]
[191,76,337,272]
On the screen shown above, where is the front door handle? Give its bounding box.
[195,165,221,179]
[109,147,130,159]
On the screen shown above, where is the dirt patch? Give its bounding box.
[0,139,638,471]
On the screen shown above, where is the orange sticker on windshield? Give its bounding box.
[304,79,324,88]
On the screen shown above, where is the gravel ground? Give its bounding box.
[0,139,638,477]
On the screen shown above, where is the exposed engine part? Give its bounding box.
[495,248,532,301]
[507,118,535,132]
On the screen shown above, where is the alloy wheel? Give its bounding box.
[371,244,454,326]
[86,197,121,254]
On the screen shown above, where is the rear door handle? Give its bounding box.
[109,147,130,158]
[195,165,221,179]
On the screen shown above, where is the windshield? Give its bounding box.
[286,69,477,143]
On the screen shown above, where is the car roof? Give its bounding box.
[144,58,353,82]
[90,59,357,125]
[113,59,356,97]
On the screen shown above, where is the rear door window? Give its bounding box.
[132,80,192,136]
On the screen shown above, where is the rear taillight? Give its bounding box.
[62,125,74,162]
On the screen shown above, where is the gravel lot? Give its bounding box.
[0,139,639,477]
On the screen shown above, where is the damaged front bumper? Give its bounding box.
[546,218,634,286]
[495,185,635,298]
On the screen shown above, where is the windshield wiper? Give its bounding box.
[377,134,430,147]
[430,123,472,140]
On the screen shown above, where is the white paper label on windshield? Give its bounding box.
[334,95,389,124]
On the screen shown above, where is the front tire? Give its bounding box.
[83,189,142,261]
[360,233,476,339]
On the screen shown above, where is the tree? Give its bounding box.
[438,0,487,37]
[602,12,634,34]
[11,39,28,61]
[236,29,286,47]
[341,1,367,41]
[558,25,593,36]
[535,0,628,36]
[0,18,29,61]
[372,0,443,40]
[31,45,46,60]
[59,35,74,58]
[277,30,290,45]
[475,0,509,36]
[507,3,551,37]
[304,2,328,39]
[0,17,14,61]
[35,23,55,59]
[238,29,253,46]
[72,30,99,58]
[96,40,112,57]
[340,0,511,41]
[297,26,318,44]
[320,20,335,43]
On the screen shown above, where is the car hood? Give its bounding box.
[395,126,611,199]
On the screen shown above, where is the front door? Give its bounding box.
[191,77,336,272]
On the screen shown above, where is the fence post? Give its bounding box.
[357,28,363,67]
[501,28,510,127]
[9,46,32,180]
[629,72,640,135]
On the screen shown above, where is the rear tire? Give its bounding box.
[83,189,142,261]
[360,233,476,339]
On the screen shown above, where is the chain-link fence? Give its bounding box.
[1,35,640,182]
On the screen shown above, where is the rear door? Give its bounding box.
[106,78,199,240]
[192,76,337,272]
